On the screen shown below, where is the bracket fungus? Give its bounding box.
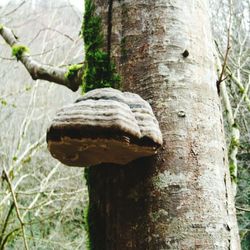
[46,88,163,166]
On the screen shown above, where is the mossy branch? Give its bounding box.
[65,64,83,80]
[0,25,83,91]
[12,45,29,61]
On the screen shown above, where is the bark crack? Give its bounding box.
[107,0,113,61]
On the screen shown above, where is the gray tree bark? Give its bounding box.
[87,0,240,249]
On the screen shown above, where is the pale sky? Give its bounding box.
[69,0,83,10]
[0,0,84,10]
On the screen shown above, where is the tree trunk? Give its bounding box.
[87,0,240,249]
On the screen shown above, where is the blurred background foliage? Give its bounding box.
[0,1,87,249]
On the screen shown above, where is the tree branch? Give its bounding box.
[3,168,29,250]
[0,25,83,92]
[0,202,14,246]
[2,1,26,17]
[0,228,21,250]
[216,0,232,95]
[215,49,239,196]
[236,206,250,212]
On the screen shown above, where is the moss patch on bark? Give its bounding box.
[81,0,120,93]
[64,64,83,80]
[12,45,29,61]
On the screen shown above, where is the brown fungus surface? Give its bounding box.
[47,88,162,166]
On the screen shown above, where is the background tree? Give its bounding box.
[210,0,250,247]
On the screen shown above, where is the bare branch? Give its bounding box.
[0,228,21,250]
[0,202,15,246]
[216,0,232,95]
[233,75,250,118]
[28,27,74,46]
[226,67,250,112]
[2,1,26,17]
[236,206,250,212]
[0,25,83,92]
[215,49,239,196]
[3,167,30,250]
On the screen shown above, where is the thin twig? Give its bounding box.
[0,202,14,246]
[0,228,21,250]
[233,75,250,118]
[2,1,26,17]
[28,27,74,46]
[216,0,232,94]
[3,168,30,250]
[236,206,250,212]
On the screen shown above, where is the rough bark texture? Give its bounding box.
[87,0,240,249]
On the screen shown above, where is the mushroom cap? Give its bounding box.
[47,88,162,166]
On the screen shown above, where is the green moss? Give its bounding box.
[11,45,29,61]
[230,136,240,149]
[239,87,245,94]
[83,202,92,250]
[84,168,91,250]
[81,0,121,93]
[83,167,107,250]
[0,24,3,31]
[65,64,83,80]
[229,161,237,183]
[228,135,239,182]
[0,98,7,106]
[23,156,31,164]
[82,0,103,49]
